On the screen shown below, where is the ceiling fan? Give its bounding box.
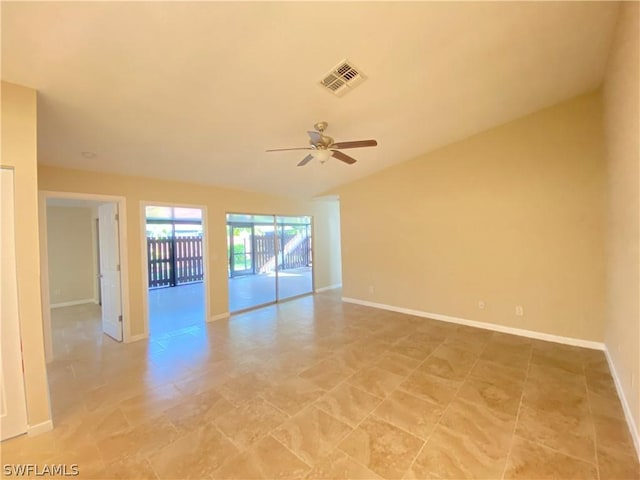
[266,121,377,166]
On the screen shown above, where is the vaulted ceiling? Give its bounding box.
[2,2,619,197]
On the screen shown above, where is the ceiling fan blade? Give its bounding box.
[307,131,322,144]
[266,147,313,152]
[297,154,314,167]
[331,150,357,165]
[331,139,378,149]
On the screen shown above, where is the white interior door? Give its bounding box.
[1,168,29,440]
[98,203,123,341]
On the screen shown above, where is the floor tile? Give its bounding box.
[456,375,523,417]
[346,365,405,398]
[417,344,479,381]
[592,413,638,459]
[305,449,382,479]
[214,397,288,450]
[387,343,434,361]
[375,352,421,376]
[118,383,184,426]
[338,416,424,479]
[87,455,158,480]
[530,346,584,375]
[469,358,527,384]
[314,383,382,427]
[272,406,353,465]
[480,342,531,369]
[298,355,355,390]
[504,436,598,479]
[213,435,311,479]
[95,414,180,464]
[148,423,239,479]
[164,388,234,433]
[597,446,640,480]
[515,402,596,464]
[334,345,380,371]
[218,372,273,405]
[406,424,507,479]
[408,397,515,478]
[372,390,443,440]
[261,376,325,416]
[399,370,460,406]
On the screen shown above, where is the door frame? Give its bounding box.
[140,201,210,338]
[38,191,131,362]
[1,166,29,440]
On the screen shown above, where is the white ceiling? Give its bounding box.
[2,2,619,198]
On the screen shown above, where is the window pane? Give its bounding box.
[145,206,172,220]
[174,207,202,221]
[276,215,311,225]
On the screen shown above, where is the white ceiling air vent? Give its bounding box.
[319,59,367,97]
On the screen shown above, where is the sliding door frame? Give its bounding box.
[226,212,314,313]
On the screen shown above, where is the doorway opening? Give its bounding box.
[39,193,129,364]
[46,199,122,345]
[144,205,207,338]
[227,213,313,312]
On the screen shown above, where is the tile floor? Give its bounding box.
[2,292,638,479]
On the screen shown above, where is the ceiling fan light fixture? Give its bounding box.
[266,121,377,166]
[312,149,332,163]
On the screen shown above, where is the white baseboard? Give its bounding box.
[209,312,230,322]
[28,420,53,436]
[315,283,342,293]
[50,298,95,309]
[341,297,605,350]
[126,333,147,343]
[604,348,640,461]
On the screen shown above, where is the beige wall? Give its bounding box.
[1,82,51,427]
[312,198,343,289]
[46,206,96,305]
[38,165,341,337]
[603,1,640,447]
[337,92,606,342]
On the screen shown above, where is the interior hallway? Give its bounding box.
[2,292,638,479]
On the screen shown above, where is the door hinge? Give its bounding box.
[118,314,123,323]
[117,264,121,271]
[115,214,119,221]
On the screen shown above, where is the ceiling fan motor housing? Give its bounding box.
[310,122,333,149]
[310,135,334,149]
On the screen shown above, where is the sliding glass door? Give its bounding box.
[276,216,313,300]
[226,213,313,312]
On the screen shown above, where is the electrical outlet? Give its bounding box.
[478,301,485,310]
[515,305,524,316]
[369,285,375,295]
